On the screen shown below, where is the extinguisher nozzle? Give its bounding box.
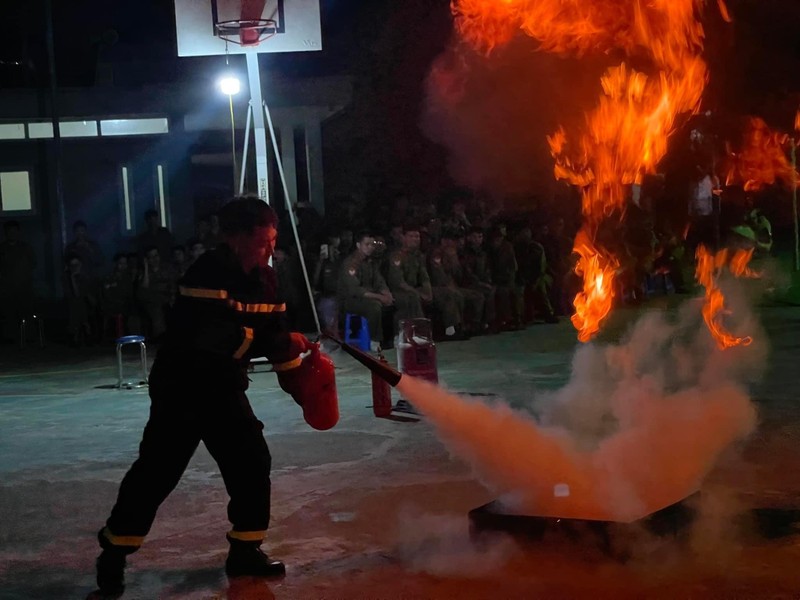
[323,333,403,387]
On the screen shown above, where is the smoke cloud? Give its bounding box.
[396,286,764,524]
[422,37,612,200]
[395,510,516,577]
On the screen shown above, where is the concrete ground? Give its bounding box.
[1,303,800,599]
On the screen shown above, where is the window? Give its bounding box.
[0,171,33,214]
[121,166,133,233]
[155,164,169,229]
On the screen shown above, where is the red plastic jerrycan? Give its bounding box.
[276,344,339,430]
[397,318,438,384]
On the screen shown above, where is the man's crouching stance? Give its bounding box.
[90,197,312,598]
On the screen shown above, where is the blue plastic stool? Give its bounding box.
[344,314,370,352]
[116,335,148,389]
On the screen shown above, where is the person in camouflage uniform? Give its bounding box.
[515,225,558,324]
[461,227,496,331]
[337,232,394,350]
[488,225,522,331]
[429,231,485,336]
[386,226,430,326]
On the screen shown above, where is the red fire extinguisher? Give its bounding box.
[275,344,339,431]
[372,353,393,418]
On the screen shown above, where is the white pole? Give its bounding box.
[245,52,269,202]
[239,102,252,195]
[263,101,322,335]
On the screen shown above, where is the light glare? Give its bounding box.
[218,76,241,96]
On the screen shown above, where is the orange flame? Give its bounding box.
[795,109,800,133]
[453,0,711,342]
[716,0,733,23]
[729,248,760,279]
[725,117,797,191]
[695,246,753,350]
[571,230,618,343]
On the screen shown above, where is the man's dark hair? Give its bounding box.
[354,230,373,245]
[468,226,484,236]
[402,222,421,234]
[143,245,159,256]
[64,251,81,264]
[73,220,87,230]
[3,220,20,231]
[172,244,185,252]
[144,209,159,220]
[186,237,202,248]
[113,252,127,262]
[217,196,278,236]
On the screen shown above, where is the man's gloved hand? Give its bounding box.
[289,332,313,357]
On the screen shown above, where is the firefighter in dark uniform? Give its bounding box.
[91,198,312,598]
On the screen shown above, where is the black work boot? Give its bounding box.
[88,528,133,599]
[93,549,126,598]
[225,536,286,579]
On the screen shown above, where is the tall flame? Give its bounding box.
[695,246,754,350]
[453,0,710,341]
[725,117,797,191]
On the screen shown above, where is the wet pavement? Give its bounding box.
[1,303,800,599]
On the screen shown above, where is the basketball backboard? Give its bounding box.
[174,0,322,57]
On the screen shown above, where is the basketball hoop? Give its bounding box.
[215,19,277,46]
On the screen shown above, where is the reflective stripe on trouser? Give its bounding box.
[100,526,144,549]
[103,377,272,550]
[228,529,267,543]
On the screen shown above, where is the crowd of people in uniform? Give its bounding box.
[0,186,776,350]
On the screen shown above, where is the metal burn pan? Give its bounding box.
[468,495,698,560]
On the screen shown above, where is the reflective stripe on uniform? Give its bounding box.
[233,327,254,360]
[271,356,303,372]
[228,529,267,542]
[179,286,229,300]
[227,301,286,313]
[102,527,144,548]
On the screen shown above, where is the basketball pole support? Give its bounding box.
[245,52,270,202]
[238,52,322,335]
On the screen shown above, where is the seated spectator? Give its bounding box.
[428,231,482,337]
[65,220,104,281]
[461,227,497,332]
[488,225,522,330]
[516,225,558,324]
[64,253,97,346]
[101,253,136,338]
[273,246,304,330]
[0,220,37,343]
[137,209,175,261]
[185,238,206,269]
[312,234,343,334]
[338,231,394,351]
[386,225,431,330]
[136,246,175,340]
[171,244,189,279]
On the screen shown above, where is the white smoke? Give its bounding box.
[396,285,764,524]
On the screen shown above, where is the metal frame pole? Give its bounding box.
[263,101,321,335]
[245,53,269,202]
[239,102,252,195]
